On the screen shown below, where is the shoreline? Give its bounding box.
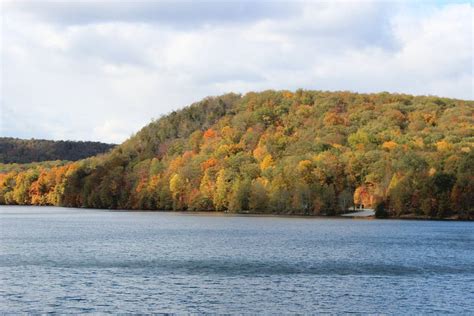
[1,204,471,221]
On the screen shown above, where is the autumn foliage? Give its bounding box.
[1,90,472,219]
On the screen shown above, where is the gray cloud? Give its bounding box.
[66,29,151,66]
[275,2,400,50]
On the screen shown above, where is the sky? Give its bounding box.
[1,0,472,144]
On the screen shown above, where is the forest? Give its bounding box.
[0,137,115,163]
[0,90,472,219]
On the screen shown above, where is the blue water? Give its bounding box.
[1,206,473,314]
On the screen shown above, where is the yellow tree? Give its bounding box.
[213,169,231,211]
[169,173,186,210]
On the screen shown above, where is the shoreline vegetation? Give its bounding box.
[1,90,473,220]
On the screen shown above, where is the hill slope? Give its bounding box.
[0,137,115,163]
[1,90,473,219]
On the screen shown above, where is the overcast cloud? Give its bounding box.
[1,0,472,143]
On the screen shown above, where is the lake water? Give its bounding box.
[1,206,473,314]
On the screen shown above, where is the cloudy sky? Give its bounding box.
[1,0,472,143]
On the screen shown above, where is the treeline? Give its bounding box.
[0,91,472,219]
[0,137,115,163]
[0,160,69,174]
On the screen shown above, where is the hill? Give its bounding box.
[0,90,472,219]
[0,137,115,163]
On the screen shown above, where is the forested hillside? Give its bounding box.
[0,138,115,163]
[1,90,472,219]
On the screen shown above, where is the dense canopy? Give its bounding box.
[1,90,473,219]
[0,137,115,163]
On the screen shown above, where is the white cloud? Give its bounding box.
[93,119,134,143]
[1,1,472,143]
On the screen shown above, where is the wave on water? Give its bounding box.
[2,257,473,277]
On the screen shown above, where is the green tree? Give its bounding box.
[249,180,268,212]
[375,201,388,218]
[228,178,251,212]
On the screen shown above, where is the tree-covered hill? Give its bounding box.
[1,90,472,219]
[0,137,115,163]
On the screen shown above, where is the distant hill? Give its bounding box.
[0,90,472,219]
[0,137,115,163]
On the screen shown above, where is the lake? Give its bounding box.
[1,206,473,313]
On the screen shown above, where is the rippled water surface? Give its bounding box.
[1,206,473,313]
